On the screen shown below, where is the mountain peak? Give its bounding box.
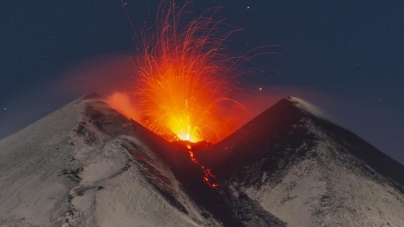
[203,96,404,226]
[1,94,403,227]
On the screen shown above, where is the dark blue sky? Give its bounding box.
[1,0,403,164]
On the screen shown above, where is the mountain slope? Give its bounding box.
[207,97,404,227]
[1,94,403,227]
[0,94,221,227]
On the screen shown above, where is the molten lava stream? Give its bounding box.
[187,145,219,188]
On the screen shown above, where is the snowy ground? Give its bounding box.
[0,94,219,227]
[214,97,404,227]
[1,94,403,227]
[243,118,404,227]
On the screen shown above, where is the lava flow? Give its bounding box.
[131,1,243,143]
[186,145,219,188]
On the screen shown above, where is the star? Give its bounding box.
[247,6,250,9]
[4,108,6,111]
[259,88,262,91]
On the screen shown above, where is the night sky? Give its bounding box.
[1,1,403,164]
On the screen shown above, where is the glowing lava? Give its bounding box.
[187,145,219,188]
[132,1,241,143]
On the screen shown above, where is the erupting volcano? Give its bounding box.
[2,94,404,227]
[131,1,242,143]
[2,1,403,226]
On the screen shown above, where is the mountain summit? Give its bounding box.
[209,96,404,226]
[0,94,403,227]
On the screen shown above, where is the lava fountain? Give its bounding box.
[131,1,243,143]
[118,0,252,189]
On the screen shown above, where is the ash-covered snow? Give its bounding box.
[0,94,220,227]
[1,95,403,227]
[243,118,404,227]
[212,97,404,227]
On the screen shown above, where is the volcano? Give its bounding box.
[1,94,403,227]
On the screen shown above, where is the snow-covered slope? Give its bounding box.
[2,94,403,227]
[209,97,404,227]
[0,94,220,227]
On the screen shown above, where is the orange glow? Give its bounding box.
[132,1,242,143]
